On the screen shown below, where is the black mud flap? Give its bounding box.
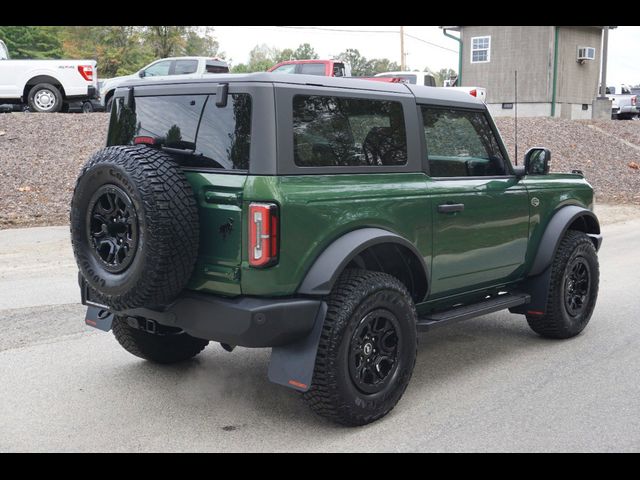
[268,302,327,392]
[84,306,114,332]
[509,268,553,316]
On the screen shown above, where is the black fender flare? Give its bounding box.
[297,227,429,300]
[528,205,601,277]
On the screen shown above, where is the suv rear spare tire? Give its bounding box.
[70,145,199,311]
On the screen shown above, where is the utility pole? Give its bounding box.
[600,26,609,97]
[400,26,406,70]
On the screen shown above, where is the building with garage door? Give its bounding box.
[440,26,614,119]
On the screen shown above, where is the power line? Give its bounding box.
[275,26,457,53]
[404,33,458,53]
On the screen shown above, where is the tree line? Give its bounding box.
[0,26,220,78]
[0,27,456,84]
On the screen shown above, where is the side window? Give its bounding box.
[174,59,198,75]
[272,64,297,74]
[333,63,346,77]
[196,94,252,170]
[144,60,172,77]
[421,107,507,177]
[299,63,326,76]
[293,95,407,167]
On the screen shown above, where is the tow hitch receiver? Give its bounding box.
[85,306,114,332]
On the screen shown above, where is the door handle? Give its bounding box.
[438,203,465,214]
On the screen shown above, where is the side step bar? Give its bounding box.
[417,293,530,332]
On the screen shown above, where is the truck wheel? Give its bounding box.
[27,83,62,113]
[527,230,599,339]
[70,145,199,311]
[303,269,417,426]
[112,316,208,364]
[82,101,94,113]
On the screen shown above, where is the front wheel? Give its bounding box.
[303,269,418,426]
[527,230,599,339]
[27,83,63,113]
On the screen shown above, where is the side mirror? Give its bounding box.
[138,70,145,78]
[524,147,551,175]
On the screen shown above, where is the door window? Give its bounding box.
[143,60,172,77]
[421,107,507,177]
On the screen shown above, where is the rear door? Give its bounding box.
[107,87,254,295]
[420,106,530,298]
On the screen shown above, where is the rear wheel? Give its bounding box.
[112,316,208,364]
[526,230,599,339]
[27,83,62,113]
[303,269,417,426]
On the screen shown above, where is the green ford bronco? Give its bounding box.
[71,73,601,426]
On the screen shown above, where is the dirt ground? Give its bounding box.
[0,112,639,229]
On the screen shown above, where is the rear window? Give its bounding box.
[107,93,252,170]
[299,63,326,76]
[293,95,407,167]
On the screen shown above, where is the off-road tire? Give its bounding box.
[303,269,418,426]
[527,230,599,339]
[70,145,199,311]
[112,316,208,364]
[27,83,63,113]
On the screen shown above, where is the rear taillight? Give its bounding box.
[249,203,279,268]
[469,89,477,97]
[133,136,157,145]
[77,65,94,81]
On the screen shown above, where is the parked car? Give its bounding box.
[268,59,351,77]
[71,73,601,426]
[630,86,640,118]
[0,39,98,113]
[606,84,637,120]
[99,57,229,112]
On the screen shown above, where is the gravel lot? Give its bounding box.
[1,112,639,228]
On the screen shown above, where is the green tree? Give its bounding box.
[145,26,187,58]
[433,68,457,87]
[337,48,370,76]
[61,26,152,77]
[184,26,222,57]
[293,43,318,60]
[0,26,63,59]
[274,48,295,63]
[367,58,401,75]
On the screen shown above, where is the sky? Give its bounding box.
[212,26,639,86]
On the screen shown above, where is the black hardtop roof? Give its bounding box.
[119,72,484,108]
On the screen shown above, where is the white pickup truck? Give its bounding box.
[606,84,638,120]
[99,56,229,111]
[0,39,98,113]
[373,71,487,102]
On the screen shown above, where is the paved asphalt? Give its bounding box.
[1,215,639,452]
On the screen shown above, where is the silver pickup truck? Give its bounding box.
[607,84,638,120]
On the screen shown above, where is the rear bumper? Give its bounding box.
[82,281,322,348]
[66,85,97,101]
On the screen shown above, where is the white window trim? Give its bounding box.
[470,35,491,64]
